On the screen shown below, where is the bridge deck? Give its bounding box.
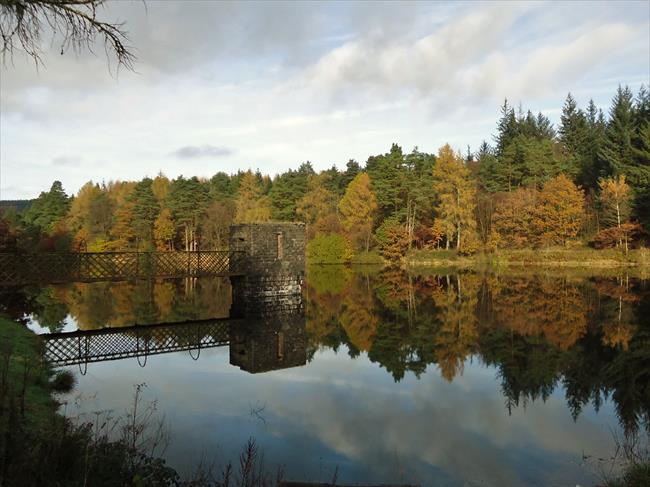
[0,251,246,285]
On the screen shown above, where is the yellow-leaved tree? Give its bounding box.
[339,173,378,252]
[598,175,632,251]
[431,144,476,251]
[153,207,175,251]
[296,174,338,239]
[532,174,585,246]
[235,172,272,223]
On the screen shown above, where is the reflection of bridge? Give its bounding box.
[42,319,235,367]
[41,309,307,374]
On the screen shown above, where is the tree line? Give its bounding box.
[0,85,648,258]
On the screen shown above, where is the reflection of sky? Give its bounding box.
[27,313,78,334]
[60,345,619,486]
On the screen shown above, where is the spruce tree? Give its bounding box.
[495,99,518,155]
[559,93,588,178]
[600,85,635,178]
[580,99,607,189]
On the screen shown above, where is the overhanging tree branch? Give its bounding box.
[0,0,135,70]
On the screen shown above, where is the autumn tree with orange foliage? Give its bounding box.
[431,144,477,251]
[154,208,175,251]
[339,173,378,252]
[378,222,410,263]
[491,188,538,248]
[296,175,339,239]
[532,174,585,246]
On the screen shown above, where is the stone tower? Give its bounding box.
[229,222,305,315]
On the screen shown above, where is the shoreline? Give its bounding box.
[404,248,650,270]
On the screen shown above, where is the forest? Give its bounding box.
[1,85,648,261]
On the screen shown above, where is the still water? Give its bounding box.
[3,267,649,486]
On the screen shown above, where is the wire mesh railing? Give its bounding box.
[0,251,246,285]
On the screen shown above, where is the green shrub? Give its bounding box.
[306,233,351,264]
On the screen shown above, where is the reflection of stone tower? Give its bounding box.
[229,307,306,373]
[228,223,306,373]
[229,223,305,317]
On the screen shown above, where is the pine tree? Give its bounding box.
[24,181,70,232]
[268,162,313,220]
[131,178,159,247]
[366,143,405,220]
[167,176,209,250]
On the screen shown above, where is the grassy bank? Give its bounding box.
[405,247,650,270]
[0,315,58,427]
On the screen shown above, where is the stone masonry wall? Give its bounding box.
[229,223,305,302]
[229,222,305,277]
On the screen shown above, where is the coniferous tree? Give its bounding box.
[167,176,209,251]
[476,142,501,193]
[131,178,159,248]
[339,159,361,194]
[495,99,518,155]
[559,93,588,179]
[24,181,70,233]
[600,86,636,178]
[269,162,314,220]
[578,99,608,190]
[366,143,405,221]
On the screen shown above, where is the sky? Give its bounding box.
[0,0,648,200]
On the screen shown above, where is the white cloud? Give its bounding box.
[0,1,648,199]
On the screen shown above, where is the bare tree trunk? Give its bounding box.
[616,200,622,248]
[456,188,461,251]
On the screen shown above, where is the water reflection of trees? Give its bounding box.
[305,266,650,434]
[2,269,648,434]
[0,277,232,332]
